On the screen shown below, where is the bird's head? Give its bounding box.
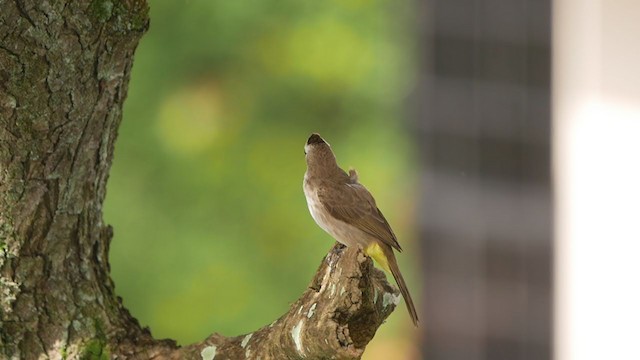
[304,133,338,172]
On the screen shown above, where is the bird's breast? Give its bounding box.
[303,180,329,231]
[303,177,367,248]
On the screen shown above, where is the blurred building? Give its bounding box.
[413,0,553,358]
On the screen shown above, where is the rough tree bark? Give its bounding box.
[0,1,399,359]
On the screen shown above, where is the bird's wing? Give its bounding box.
[317,182,402,252]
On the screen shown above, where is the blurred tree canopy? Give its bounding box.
[104,0,418,351]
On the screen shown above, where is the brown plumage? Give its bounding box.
[303,133,419,326]
[348,168,358,183]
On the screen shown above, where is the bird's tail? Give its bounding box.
[367,243,419,326]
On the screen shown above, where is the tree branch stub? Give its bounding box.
[174,243,400,360]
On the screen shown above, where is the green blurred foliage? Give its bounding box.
[104,0,419,354]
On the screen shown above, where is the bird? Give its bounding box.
[303,133,418,326]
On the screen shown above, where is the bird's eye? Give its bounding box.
[304,150,307,155]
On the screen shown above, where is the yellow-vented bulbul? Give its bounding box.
[303,133,418,326]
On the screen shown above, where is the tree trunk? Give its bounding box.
[0,1,398,359]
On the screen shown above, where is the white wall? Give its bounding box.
[554,0,640,359]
